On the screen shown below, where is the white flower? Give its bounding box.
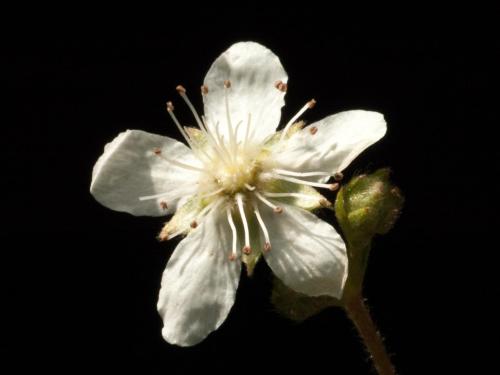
[90,42,386,346]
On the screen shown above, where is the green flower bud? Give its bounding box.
[335,168,404,298]
[335,168,404,248]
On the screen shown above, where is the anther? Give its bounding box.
[175,85,186,94]
[264,242,272,252]
[274,80,288,92]
[190,220,197,228]
[166,101,174,112]
[329,183,340,191]
[319,198,332,208]
[223,80,231,88]
[309,126,318,135]
[391,187,403,198]
[242,246,252,255]
[201,85,209,95]
[153,147,162,155]
[228,253,237,261]
[274,206,283,214]
[334,172,344,181]
[160,201,168,210]
[279,100,317,142]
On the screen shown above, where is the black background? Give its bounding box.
[5,7,495,375]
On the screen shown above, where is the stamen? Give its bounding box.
[166,101,198,150]
[152,149,205,172]
[274,80,288,92]
[160,201,168,210]
[200,187,225,198]
[200,117,232,167]
[159,228,184,242]
[279,99,317,142]
[309,126,318,135]
[139,185,198,202]
[263,192,322,200]
[175,85,186,94]
[254,191,283,214]
[334,172,344,181]
[226,206,238,261]
[244,113,252,145]
[176,85,206,132]
[190,220,198,228]
[272,173,339,191]
[272,168,332,178]
[236,194,251,253]
[254,204,271,252]
[175,86,217,164]
[139,191,174,201]
[233,120,244,146]
[319,198,332,207]
[223,81,237,160]
[201,85,209,95]
[244,183,256,191]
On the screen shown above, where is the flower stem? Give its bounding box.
[344,295,396,375]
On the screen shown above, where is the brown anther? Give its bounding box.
[158,233,169,242]
[264,242,272,252]
[307,99,317,109]
[228,253,237,261]
[176,85,186,94]
[274,80,288,92]
[153,147,162,155]
[242,246,252,255]
[273,206,283,214]
[391,187,402,198]
[329,183,340,191]
[190,220,198,229]
[159,201,168,210]
[309,126,318,135]
[223,80,231,88]
[334,172,344,181]
[319,198,332,207]
[166,101,174,112]
[201,85,209,95]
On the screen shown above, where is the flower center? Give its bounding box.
[141,81,343,261]
[217,159,259,194]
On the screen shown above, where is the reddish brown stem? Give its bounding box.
[344,296,396,375]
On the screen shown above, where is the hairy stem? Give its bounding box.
[344,296,396,375]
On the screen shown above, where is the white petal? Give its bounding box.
[158,207,241,346]
[203,42,288,144]
[90,130,200,216]
[273,110,386,179]
[261,202,347,298]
